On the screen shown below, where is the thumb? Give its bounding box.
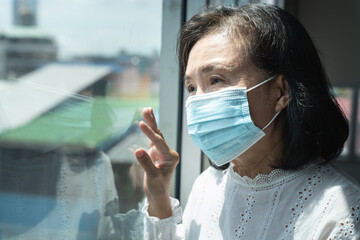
[135,149,157,177]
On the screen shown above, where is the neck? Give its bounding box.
[231,132,284,179]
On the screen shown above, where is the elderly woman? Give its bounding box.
[134,3,360,239]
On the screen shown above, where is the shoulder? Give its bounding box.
[300,162,359,193]
[310,163,360,239]
[312,162,360,210]
[193,166,227,188]
[329,164,359,229]
[324,163,360,203]
[186,166,227,203]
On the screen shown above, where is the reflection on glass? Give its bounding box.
[0,0,162,238]
[0,64,157,239]
[333,87,352,156]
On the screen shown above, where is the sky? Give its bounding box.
[0,0,163,59]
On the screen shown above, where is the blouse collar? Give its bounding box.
[227,163,315,190]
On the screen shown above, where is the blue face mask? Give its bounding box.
[185,76,280,166]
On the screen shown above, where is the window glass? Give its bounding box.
[0,0,162,238]
[333,87,353,157]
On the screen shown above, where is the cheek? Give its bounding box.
[247,92,275,128]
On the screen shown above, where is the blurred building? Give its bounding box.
[0,27,57,79]
[13,0,37,27]
[72,51,160,98]
[0,0,57,80]
[115,51,160,98]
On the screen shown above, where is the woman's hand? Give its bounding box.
[135,107,179,219]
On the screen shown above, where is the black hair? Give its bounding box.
[178,4,349,170]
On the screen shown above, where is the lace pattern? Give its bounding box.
[310,186,338,240]
[206,173,226,239]
[329,203,360,240]
[280,164,331,239]
[0,152,117,240]
[58,157,72,239]
[234,191,256,239]
[228,163,315,190]
[256,186,283,240]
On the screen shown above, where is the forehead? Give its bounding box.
[185,32,246,75]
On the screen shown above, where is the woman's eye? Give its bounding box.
[187,85,196,93]
[211,77,224,85]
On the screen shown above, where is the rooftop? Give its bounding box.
[0,63,114,133]
[0,26,54,39]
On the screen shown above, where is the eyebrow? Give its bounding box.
[201,64,233,73]
[184,63,235,82]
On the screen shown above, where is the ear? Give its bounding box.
[274,75,290,112]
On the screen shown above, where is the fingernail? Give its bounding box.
[136,151,143,158]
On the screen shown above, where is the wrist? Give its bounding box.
[147,196,172,219]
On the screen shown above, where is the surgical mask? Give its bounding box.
[185,76,280,166]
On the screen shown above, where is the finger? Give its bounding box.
[149,108,163,137]
[143,107,160,134]
[135,149,157,177]
[139,121,169,153]
[149,107,157,124]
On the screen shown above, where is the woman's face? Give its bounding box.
[184,32,279,130]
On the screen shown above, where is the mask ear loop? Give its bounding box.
[246,75,277,92]
[245,75,280,130]
[262,111,281,131]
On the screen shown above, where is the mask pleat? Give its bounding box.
[190,122,261,150]
[188,115,252,135]
[187,99,249,124]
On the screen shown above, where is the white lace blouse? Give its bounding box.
[141,162,360,239]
